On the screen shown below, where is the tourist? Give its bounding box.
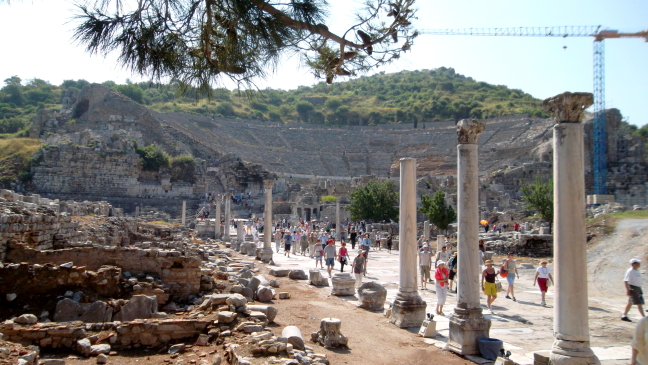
[308,232,316,258]
[418,245,432,290]
[362,233,371,258]
[274,229,282,253]
[324,239,337,278]
[435,260,450,315]
[292,230,300,254]
[352,250,366,287]
[447,252,458,293]
[533,260,553,306]
[350,229,358,249]
[386,234,393,254]
[479,239,486,252]
[445,241,453,256]
[300,231,308,255]
[313,239,324,269]
[631,316,648,365]
[435,246,449,268]
[375,232,382,250]
[623,258,645,322]
[514,222,520,232]
[284,231,292,258]
[503,252,519,301]
[482,260,499,314]
[338,242,349,272]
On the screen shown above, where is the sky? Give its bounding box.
[0,0,647,126]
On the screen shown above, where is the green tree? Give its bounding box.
[520,177,553,228]
[70,0,418,92]
[136,145,171,171]
[295,101,314,122]
[348,180,398,222]
[419,190,456,234]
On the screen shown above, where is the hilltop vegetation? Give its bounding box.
[2,68,647,132]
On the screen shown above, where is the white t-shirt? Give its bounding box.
[625,268,643,287]
[536,266,551,279]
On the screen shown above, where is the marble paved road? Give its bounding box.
[267,243,632,365]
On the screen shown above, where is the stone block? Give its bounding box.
[331,273,355,296]
[255,286,275,303]
[112,295,157,322]
[309,270,329,287]
[269,268,290,277]
[288,270,307,280]
[357,282,387,311]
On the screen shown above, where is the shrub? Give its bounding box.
[136,145,171,171]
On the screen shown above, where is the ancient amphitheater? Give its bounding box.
[156,112,555,179]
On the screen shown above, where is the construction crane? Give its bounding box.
[419,26,648,195]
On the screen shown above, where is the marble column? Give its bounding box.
[335,199,341,242]
[544,92,600,365]
[215,198,222,240]
[423,221,430,242]
[448,119,491,355]
[437,235,445,252]
[135,206,140,219]
[389,158,426,328]
[261,180,274,263]
[181,201,185,225]
[224,194,231,242]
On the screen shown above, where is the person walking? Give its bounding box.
[352,250,367,287]
[435,246,449,268]
[308,232,316,258]
[284,231,292,258]
[386,234,393,254]
[503,252,519,301]
[274,229,282,253]
[533,260,554,306]
[338,242,349,272]
[435,261,450,315]
[375,232,382,250]
[350,229,358,250]
[324,239,337,278]
[447,252,458,293]
[482,260,499,314]
[631,316,648,365]
[300,231,309,255]
[418,245,432,290]
[623,258,645,322]
[313,239,324,269]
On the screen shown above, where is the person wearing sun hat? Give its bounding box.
[434,260,450,315]
[481,259,499,315]
[533,260,554,306]
[623,258,645,322]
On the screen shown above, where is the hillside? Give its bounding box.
[2,68,551,133]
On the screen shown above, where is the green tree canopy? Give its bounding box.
[419,190,456,233]
[520,177,553,226]
[70,0,418,93]
[348,180,398,222]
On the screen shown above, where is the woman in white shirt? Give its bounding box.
[533,260,554,306]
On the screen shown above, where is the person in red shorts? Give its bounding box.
[533,260,554,306]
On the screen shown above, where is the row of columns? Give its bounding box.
[389,92,598,364]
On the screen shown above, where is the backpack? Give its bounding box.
[500,260,508,278]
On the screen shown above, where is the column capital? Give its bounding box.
[542,92,593,123]
[457,119,485,144]
[264,180,274,189]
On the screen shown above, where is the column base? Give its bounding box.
[259,248,274,263]
[447,308,491,356]
[388,294,426,328]
[550,338,600,365]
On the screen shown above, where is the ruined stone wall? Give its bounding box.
[0,262,122,302]
[32,145,141,197]
[0,319,209,349]
[6,244,201,296]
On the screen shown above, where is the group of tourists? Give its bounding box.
[418,237,556,316]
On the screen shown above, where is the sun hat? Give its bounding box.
[485,260,494,265]
[541,260,548,264]
[437,260,445,266]
[423,244,429,248]
[630,258,641,264]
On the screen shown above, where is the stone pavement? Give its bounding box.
[268,244,632,365]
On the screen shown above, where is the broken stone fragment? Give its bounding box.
[6,293,17,302]
[269,268,290,277]
[288,270,307,280]
[14,314,37,325]
[168,343,185,354]
[217,311,237,324]
[357,282,387,311]
[281,326,305,350]
[245,305,278,322]
[255,286,275,303]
